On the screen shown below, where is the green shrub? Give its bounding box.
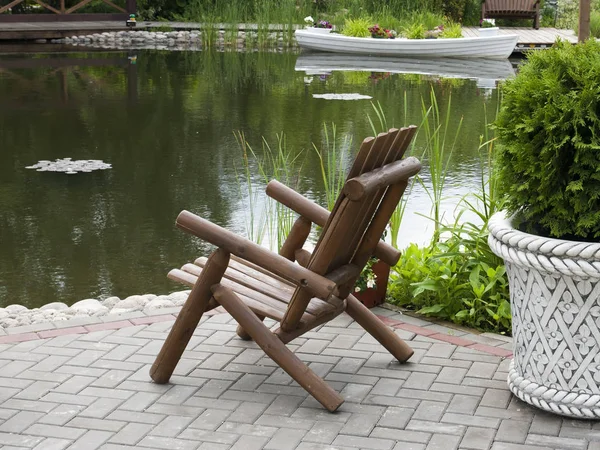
[495,40,600,240]
[403,23,426,39]
[442,0,467,22]
[440,22,463,38]
[591,10,600,38]
[341,17,372,37]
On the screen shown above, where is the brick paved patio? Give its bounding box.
[0,307,596,450]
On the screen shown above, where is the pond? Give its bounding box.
[0,49,504,309]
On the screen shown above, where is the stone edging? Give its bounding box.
[0,303,513,358]
[52,29,299,51]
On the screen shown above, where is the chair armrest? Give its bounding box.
[266,180,401,266]
[176,210,337,300]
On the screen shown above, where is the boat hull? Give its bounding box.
[295,29,518,59]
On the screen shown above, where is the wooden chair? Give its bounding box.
[482,0,541,29]
[150,127,421,412]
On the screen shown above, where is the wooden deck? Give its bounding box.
[0,20,129,40]
[462,26,578,51]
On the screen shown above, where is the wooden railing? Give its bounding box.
[0,0,135,21]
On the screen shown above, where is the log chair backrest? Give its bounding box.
[280,127,420,331]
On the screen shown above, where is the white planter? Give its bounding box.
[305,27,332,34]
[489,212,600,418]
[479,27,499,37]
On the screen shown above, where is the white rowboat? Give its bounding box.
[295,29,519,59]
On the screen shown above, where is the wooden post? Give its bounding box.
[579,0,591,42]
[150,248,230,384]
[212,284,345,412]
[346,295,413,362]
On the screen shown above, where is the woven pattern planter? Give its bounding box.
[489,212,600,418]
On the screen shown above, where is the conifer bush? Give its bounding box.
[495,40,600,240]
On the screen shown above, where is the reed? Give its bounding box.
[313,123,352,211]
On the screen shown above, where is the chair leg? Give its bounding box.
[150,249,230,384]
[237,315,264,340]
[346,294,413,363]
[212,284,344,412]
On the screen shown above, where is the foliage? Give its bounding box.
[440,22,463,38]
[442,0,467,22]
[592,10,600,38]
[388,101,510,334]
[403,22,427,39]
[480,18,495,28]
[388,237,510,333]
[313,123,351,211]
[494,39,600,240]
[342,17,373,37]
[234,131,304,250]
[355,257,378,292]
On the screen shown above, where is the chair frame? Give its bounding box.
[150,127,421,412]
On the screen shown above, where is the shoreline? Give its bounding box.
[51,29,300,51]
[0,290,190,331]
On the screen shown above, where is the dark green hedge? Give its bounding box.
[495,40,600,240]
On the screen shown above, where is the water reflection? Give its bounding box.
[0,50,500,308]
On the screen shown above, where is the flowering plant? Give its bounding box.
[355,257,378,293]
[368,24,396,38]
[305,16,333,28]
[480,18,496,28]
[315,20,333,29]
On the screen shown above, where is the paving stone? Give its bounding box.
[528,412,562,436]
[149,415,195,437]
[398,367,436,388]
[31,438,71,450]
[496,419,531,444]
[442,412,500,429]
[426,433,461,450]
[407,419,466,436]
[27,423,87,440]
[0,411,44,433]
[333,434,395,449]
[265,428,306,449]
[461,426,496,449]
[412,400,446,421]
[69,430,113,450]
[303,421,344,444]
[371,427,431,443]
[525,433,587,449]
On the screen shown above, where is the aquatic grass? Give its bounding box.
[313,123,352,211]
[417,88,463,241]
[234,131,305,250]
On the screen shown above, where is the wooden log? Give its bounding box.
[343,157,422,201]
[150,249,230,384]
[294,249,312,268]
[212,284,344,412]
[346,295,413,362]
[176,210,337,300]
[280,216,312,261]
[237,315,264,340]
[353,182,410,268]
[266,180,400,266]
[275,307,345,344]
